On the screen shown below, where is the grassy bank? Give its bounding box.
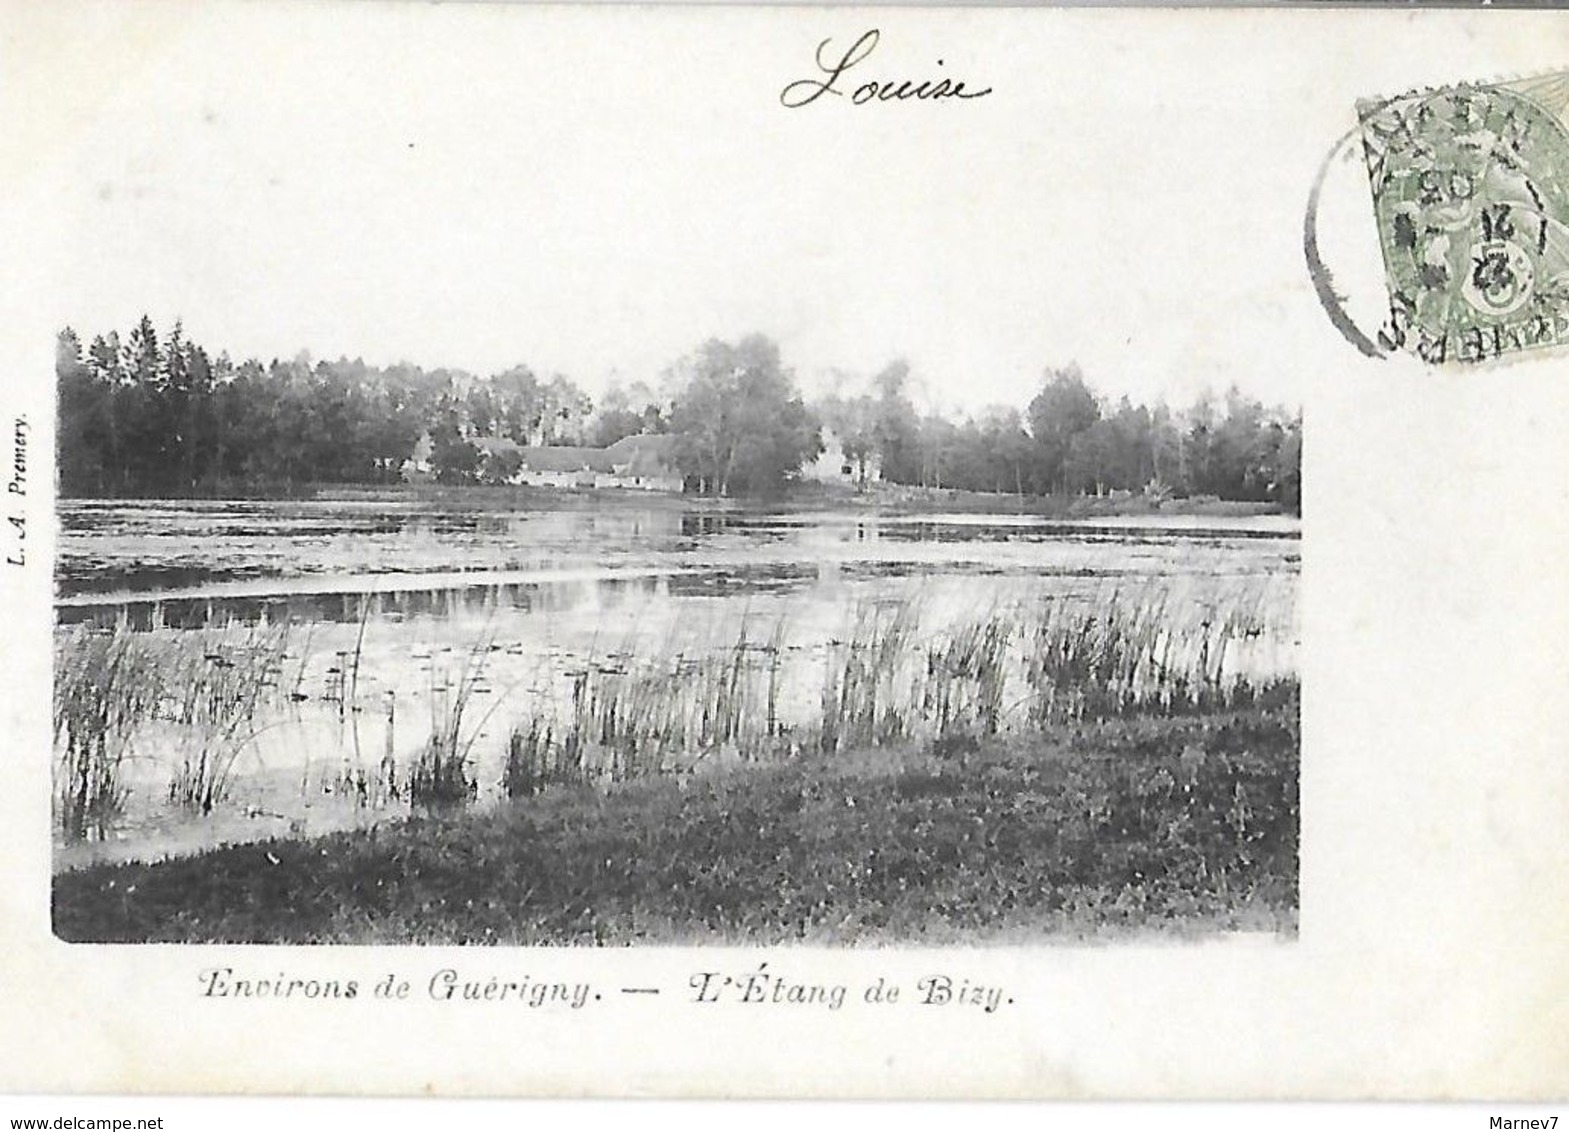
[61,481,1293,521]
[786,482,1290,520]
[53,687,1297,944]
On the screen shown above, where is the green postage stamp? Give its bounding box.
[1358,72,1569,364]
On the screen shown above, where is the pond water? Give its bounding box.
[53,497,1301,869]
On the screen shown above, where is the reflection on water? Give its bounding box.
[57,499,1298,598]
[53,499,1300,868]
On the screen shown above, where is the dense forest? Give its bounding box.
[56,319,1301,509]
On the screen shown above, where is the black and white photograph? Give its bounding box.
[43,8,1302,947]
[2,0,1566,1103]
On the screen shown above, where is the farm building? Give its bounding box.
[802,428,879,487]
[468,434,683,491]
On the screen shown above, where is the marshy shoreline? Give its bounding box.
[53,685,1298,945]
[52,499,1299,944]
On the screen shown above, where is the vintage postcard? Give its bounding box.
[1,0,1566,1101]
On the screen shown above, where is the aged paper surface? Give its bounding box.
[1,0,1567,1100]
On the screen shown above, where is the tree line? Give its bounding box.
[819,360,1301,509]
[55,317,617,495]
[56,320,1300,509]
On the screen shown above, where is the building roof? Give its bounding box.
[517,445,604,472]
[462,433,679,476]
[604,433,677,476]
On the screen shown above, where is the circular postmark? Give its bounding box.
[1357,81,1569,363]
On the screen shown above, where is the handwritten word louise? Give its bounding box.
[780,29,993,109]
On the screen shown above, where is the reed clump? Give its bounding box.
[818,599,920,754]
[501,619,801,796]
[165,622,295,813]
[53,624,159,840]
[408,732,478,809]
[408,640,495,809]
[1021,586,1288,726]
[54,620,295,837]
[921,611,1013,743]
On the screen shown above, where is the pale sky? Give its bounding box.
[17,3,1557,417]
